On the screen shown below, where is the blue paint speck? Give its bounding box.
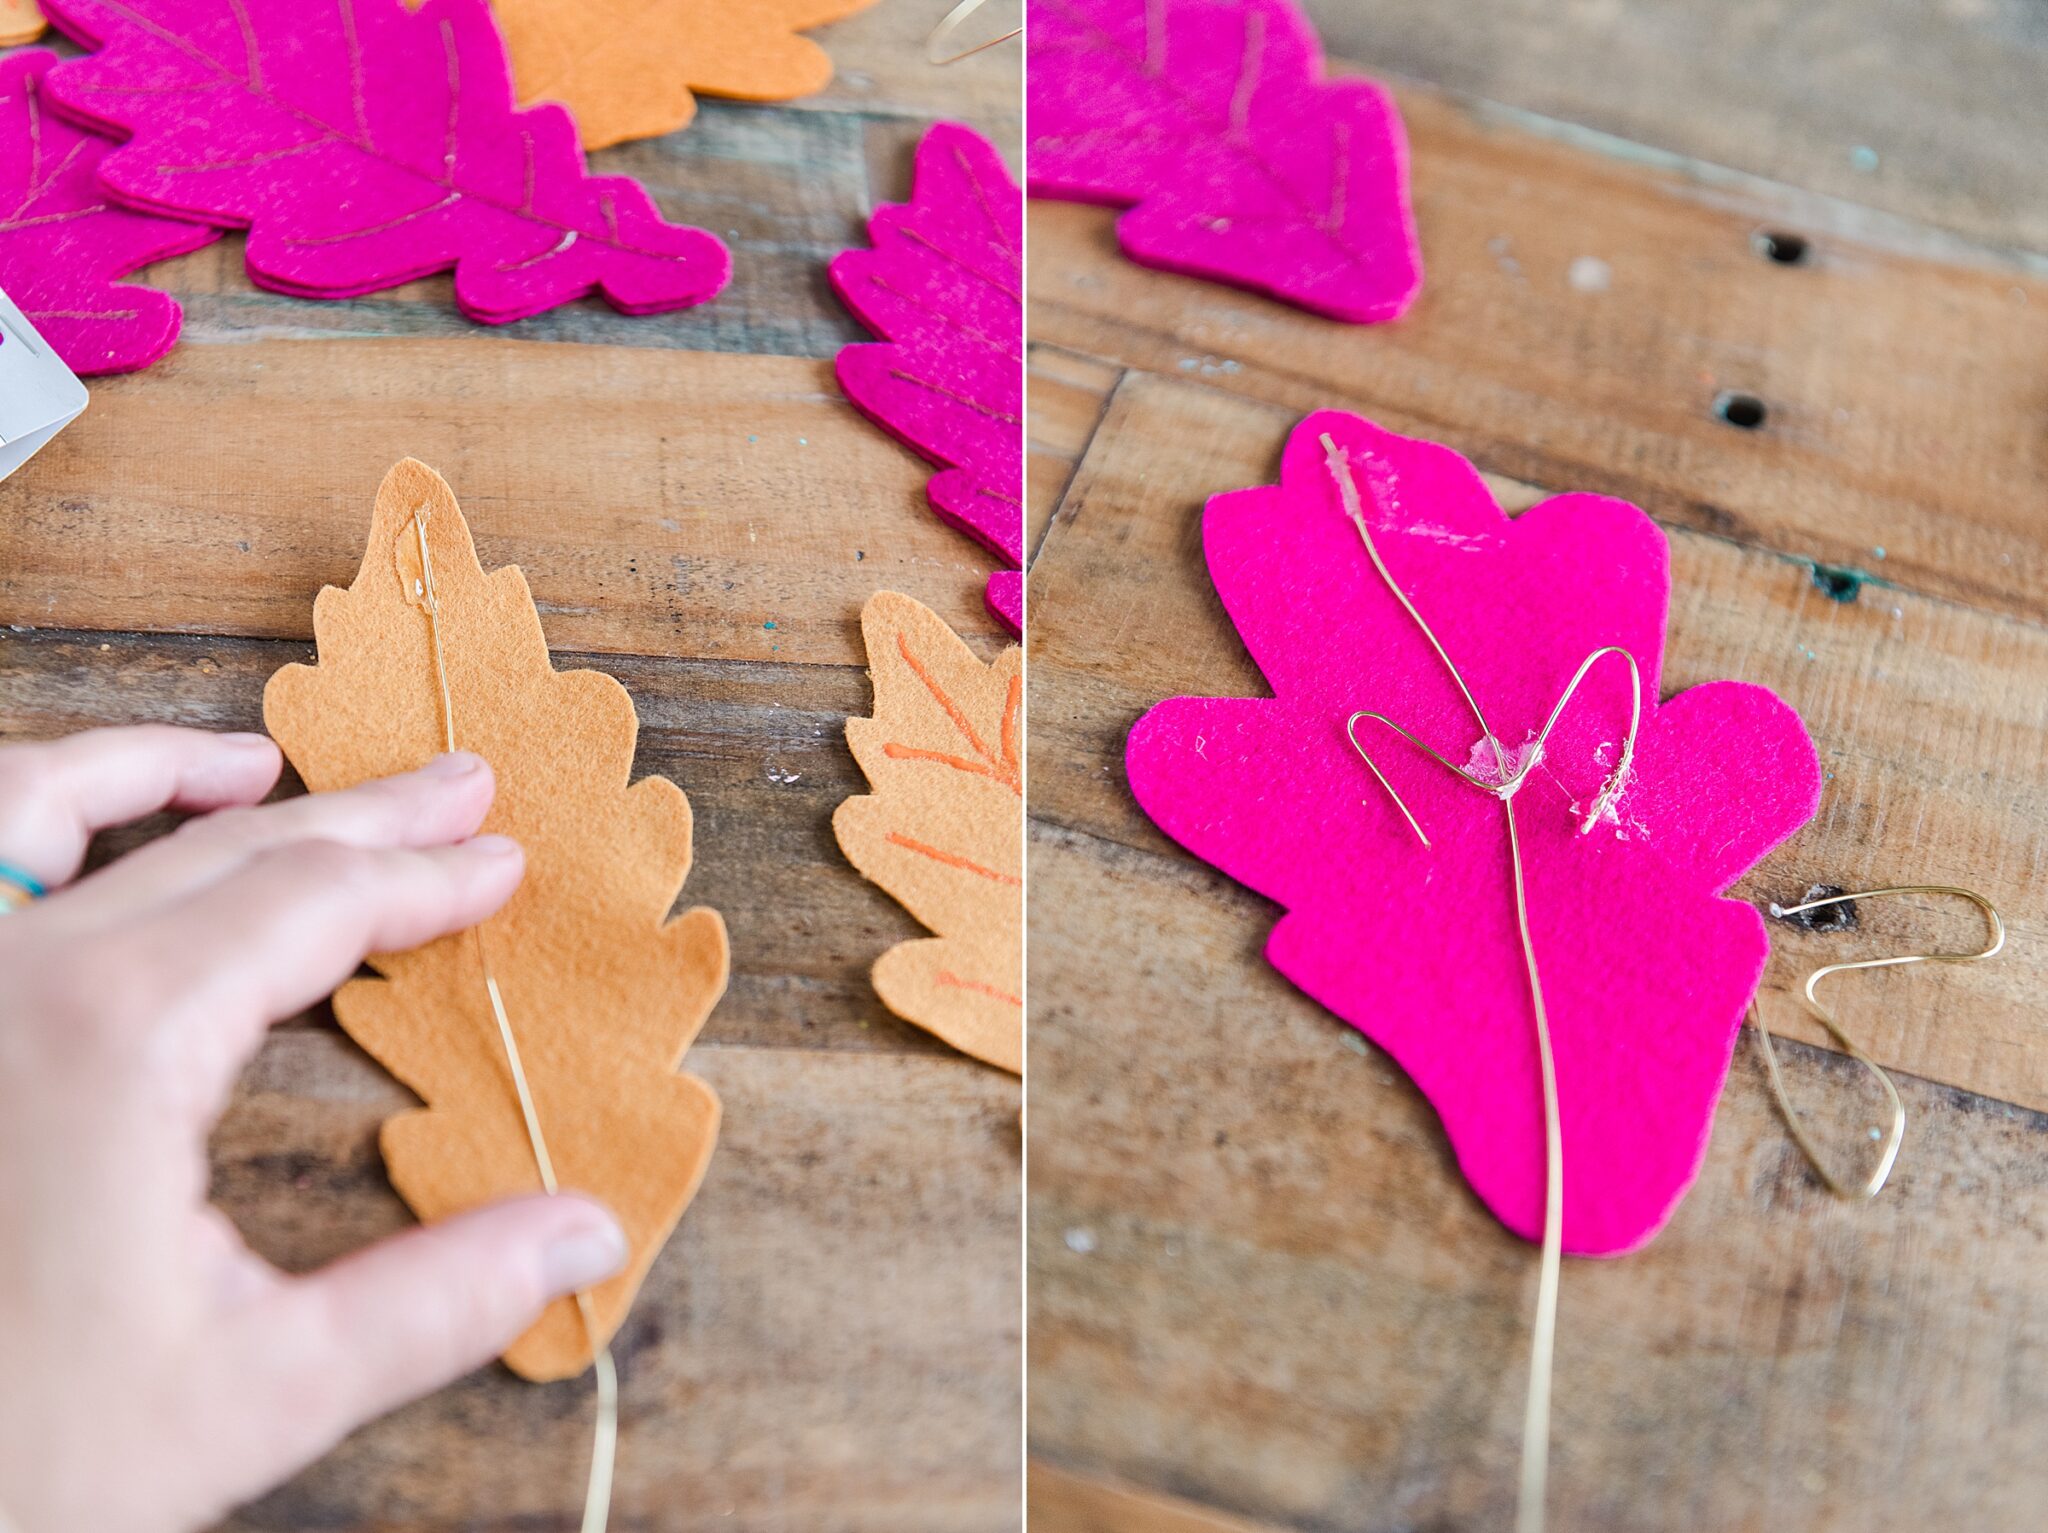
[763,620,778,630]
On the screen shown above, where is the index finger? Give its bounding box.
[0,726,282,890]
[126,834,525,1109]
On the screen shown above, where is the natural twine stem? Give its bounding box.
[414,508,617,1533]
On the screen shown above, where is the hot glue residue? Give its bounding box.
[395,505,435,611]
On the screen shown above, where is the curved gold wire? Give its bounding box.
[1750,884,2004,1200]
[1321,434,1651,1533]
[1345,645,1642,845]
[925,0,1020,65]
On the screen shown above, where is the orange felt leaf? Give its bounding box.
[833,592,1022,1073]
[0,0,46,46]
[263,459,729,1381]
[487,0,883,151]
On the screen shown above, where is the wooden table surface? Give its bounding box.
[0,8,1022,1531]
[1025,3,2048,1531]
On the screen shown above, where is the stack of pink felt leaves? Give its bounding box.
[2,0,731,374]
[832,123,1025,635]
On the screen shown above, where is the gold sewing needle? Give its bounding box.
[412,507,620,1533]
[925,0,1020,64]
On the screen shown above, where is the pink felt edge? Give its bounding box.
[829,118,1023,615]
[1027,0,1423,323]
[0,48,218,375]
[1123,408,1823,1254]
[986,568,1022,635]
[40,0,729,324]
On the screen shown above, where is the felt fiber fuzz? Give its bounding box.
[486,0,883,151]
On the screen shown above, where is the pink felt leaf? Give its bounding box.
[39,0,729,324]
[831,121,1023,635]
[0,48,217,374]
[1029,0,1422,323]
[1125,411,1822,1255]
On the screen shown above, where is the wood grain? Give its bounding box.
[775,0,1020,133]
[1025,345,1123,566]
[1027,83,2048,625]
[1030,1463,1277,1533]
[217,1030,1020,1533]
[1024,48,2048,1516]
[1027,823,2048,1533]
[0,341,1007,665]
[32,11,1018,363]
[1312,0,2048,259]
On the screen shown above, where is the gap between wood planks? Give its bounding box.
[0,626,1015,1062]
[0,343,1011,666]
[1026,77,2048,627]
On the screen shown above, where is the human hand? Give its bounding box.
[0,727,628,1533]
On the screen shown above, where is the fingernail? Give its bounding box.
[467,834,521,858]
[221,731,274,750]
[423,751,484,777]
[542,1211,629,1294]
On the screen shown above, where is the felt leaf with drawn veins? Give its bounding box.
[1030,0,1422,322]
[831,123,1024,635]
[41,0,729,323]
[834,591,1022,1073]
[265,459,730,1381]
[486,0,882,151]
[1125,411,1821,1254]
[0,49,217,374]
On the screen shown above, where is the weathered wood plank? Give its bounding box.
[1031,1463,1279,1533]
[0,628,999,1059]
[1025,345,1123,567]
[217,1030,1021,1532]
[795,0,1021,129]
[1026,82,2048,623]
[1026,371,2048,1113]
[0,342,1009,663]
[1312,0,2048,260]
[1027,820,2048,1533]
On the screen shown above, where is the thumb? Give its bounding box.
[212,1194,625,1481]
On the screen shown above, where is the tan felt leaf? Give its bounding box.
[833,591,1021,1073]
[486,0,883,151]
[263,459,730,1381]
[0,0,46,46]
